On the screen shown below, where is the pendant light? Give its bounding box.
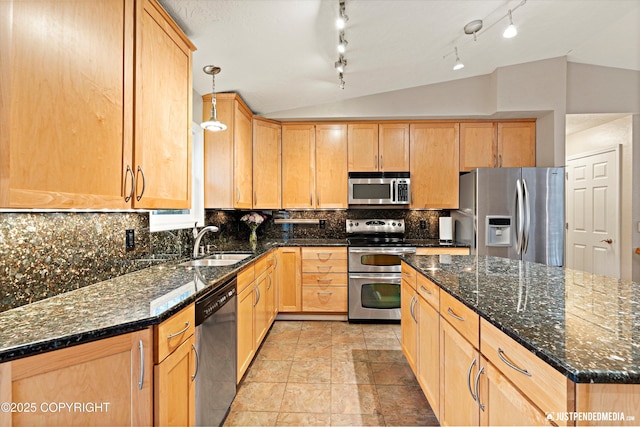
[201,65,227,132]
[452,47,464,71]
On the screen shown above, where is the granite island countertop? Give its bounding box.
[402,254,640,384]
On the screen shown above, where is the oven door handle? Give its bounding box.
[349,274,401,281]
[349,248,416,254]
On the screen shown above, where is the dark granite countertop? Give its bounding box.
[402,254,640,384]
[0,238,355,363]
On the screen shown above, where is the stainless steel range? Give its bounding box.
[347,219,416,321]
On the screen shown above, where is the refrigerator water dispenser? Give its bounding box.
[486,216,512,247]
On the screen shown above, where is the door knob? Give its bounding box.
[600,239,613,244]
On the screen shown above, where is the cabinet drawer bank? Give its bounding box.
[401,254,640,425]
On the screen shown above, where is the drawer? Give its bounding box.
[401,262,417,290]
[155,304,195,363]
[237,263,255,293]
[302,272,347,287]
[416,273,439,310]
[302,286,348,312]
[416,247,470,255]
[440,290,479,349]
[480,319,571,418]
[302,247,347,260]
[302,258,347,273]
[254,254,268,277]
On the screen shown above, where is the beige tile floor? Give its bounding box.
[224,320,439,426]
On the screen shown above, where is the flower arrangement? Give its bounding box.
[240,212,265,248]
[240,212,265,230]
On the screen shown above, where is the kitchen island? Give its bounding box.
[401,253,640,426]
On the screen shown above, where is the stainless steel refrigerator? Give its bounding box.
[452,168,564,266]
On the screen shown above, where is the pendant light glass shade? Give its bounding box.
[201,65,227,132]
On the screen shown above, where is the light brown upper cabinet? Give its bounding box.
[347,123,409,172]
[1,0,194,209]
[203,93,253,209]
[315,124,348,208]
[498,121,536,168]
[460,121,536,171]
[410,123,460,209]
[282,124,315,209]
[252,118,281,209]
[282,124,348,209]
[134,0,194,209]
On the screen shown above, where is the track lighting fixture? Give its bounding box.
[334,55,347,73]
[201,65,227,132]
[336,0,348,29]
[503,9,518,38]
[452,47,464,71]
[337,31,348,54]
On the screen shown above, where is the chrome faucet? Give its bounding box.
[192,225,219,258]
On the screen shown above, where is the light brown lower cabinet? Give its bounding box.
[154,334,196,426]
[401,278,419,373]
[417,295,440,420]
[153,303,196,427]
[0,329,153,426]
[479,358,552,426]
[277,247,302,312]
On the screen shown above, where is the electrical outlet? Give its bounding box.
[126,229,135,251]
[319,219,326,229]
[420,220,427,230]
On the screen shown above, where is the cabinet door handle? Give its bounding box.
[467,358,477,402]
[138,340,145,390]
[237,187,241,203]
[191,344,199,381]
[498,348,532,376]
[135,166,146,201]
[309,192,313,206]
[374,154,378,169]
[493,154,498,168]
[474,365,485,411]
[499,154,503,167]
[124,165,135,202]
[254,286,261,307]
[447,307,465,321]
[254,191,257,206]
[420,285,432,295]
[267,274,272,290]
[167,321,190,340]
[409,296,417,323]
[380,155,383,169]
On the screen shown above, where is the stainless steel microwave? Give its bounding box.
[348,172,410,206]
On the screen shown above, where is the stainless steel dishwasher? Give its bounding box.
[195,275,237,427]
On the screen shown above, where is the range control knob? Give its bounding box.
[392,222,396,226]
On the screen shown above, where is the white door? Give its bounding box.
[566,146,620,278]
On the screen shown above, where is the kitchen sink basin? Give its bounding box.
[178,253,252,268]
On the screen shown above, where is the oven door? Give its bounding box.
[348,273,401,321]
[348,247,415,273]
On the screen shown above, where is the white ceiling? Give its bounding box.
[159,0,640,118]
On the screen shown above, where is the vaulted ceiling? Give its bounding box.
[159,0,640,118]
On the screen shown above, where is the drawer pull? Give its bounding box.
[498,348,532,377]
[467,358,477,402]
[317,278,333,283]
[317,253,332,261]
[447,307,465,321]
[420,285,432,294]
[403,271,413,277]
[167,321,191,340]
[317,265,332,272]
[317,291,333,295]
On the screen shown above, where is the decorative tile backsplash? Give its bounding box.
[0,209,449,312]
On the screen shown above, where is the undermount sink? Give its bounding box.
[178,253,252,268]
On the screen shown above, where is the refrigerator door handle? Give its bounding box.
[522,179,531,254]
[515,179,524,254]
